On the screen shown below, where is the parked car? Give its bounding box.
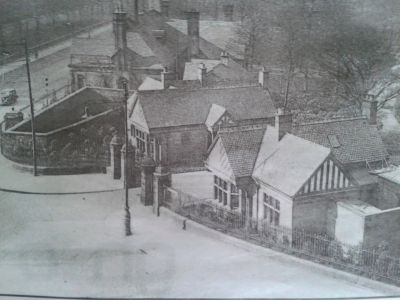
[0,88,18,106]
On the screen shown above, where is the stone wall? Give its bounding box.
[1,110,123,174]
[153,125,209,171]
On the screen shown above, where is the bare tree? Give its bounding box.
[314,23,399,112]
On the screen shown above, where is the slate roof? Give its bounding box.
[183,58,256,83]
[167,19,244,59]
[253,134,331,197]
[136,85,276,129]
[218,127,266,178]
[293,117,389,165]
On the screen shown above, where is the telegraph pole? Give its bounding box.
[122,78,132,236]
[24,39,38,176]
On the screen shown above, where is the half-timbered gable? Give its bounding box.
[296,156,355,196]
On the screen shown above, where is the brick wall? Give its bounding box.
[293,188,361,236]
[153,125,209,171]
[364,207,400,256]
[378,178,400,210]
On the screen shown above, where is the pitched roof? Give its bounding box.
[167,19,244,59]
[183,59,221,80]
[253,133,331,197]
[293,117,389,165]
[136,85,276,129]
[218,126,266,178]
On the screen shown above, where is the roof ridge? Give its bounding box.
[295,116,367,127]
[138,83,260,94]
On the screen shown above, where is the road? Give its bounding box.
[0,22,112,122]
[0,189,398,298]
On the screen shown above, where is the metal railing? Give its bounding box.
[162,185,400,286]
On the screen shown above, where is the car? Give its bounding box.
[0,88,18,106]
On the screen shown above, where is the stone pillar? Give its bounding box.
[153,165,171,215]
[121,142,136,188]
[140,157,156,206]
[110,133,123,179]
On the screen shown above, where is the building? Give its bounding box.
[205,113,356,235]
[69,0,236,92]
[128,84,276,172]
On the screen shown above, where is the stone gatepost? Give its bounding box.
[109,133,123,179]
[153,165,171,215]
[121,142,135,188]
[140,157,156,206]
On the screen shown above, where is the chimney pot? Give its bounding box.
[161,67,175,89]
[259,67,269,90]
[198,63,207,86]
[220,51,229,66]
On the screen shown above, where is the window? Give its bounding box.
[230,184,239,209]
[135,128,148,154]
[131,125,136,137]
[263,193,280,226]
[214,176,228,204]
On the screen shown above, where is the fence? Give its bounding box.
[162,185,400,286]
[20,84,72,114]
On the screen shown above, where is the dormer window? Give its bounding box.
[328,134,340,148]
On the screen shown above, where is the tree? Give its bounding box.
[226,0,273,70]
[314,22,399,112]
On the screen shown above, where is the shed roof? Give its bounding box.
[293,117,388,165]
[136,85,275,129]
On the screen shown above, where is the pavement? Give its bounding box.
[0,153,122,194]
[0,189,399,298]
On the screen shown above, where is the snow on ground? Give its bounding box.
[0,189,398,298]
[0,153,122,193]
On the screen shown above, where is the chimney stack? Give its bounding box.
[223,4,234,21]
[220,51,229,66]
[198,63,207,86]
[161,67,175,89]
[258,67,269,90]
[186,11,200,58]
[363,94,378,125]
[113,6,128,72]
[275,108,293,141]
[161,0,170,17]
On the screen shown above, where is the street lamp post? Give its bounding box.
[1,40,38,176]
[122,78,132,236]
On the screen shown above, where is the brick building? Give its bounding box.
[128,84,276,172]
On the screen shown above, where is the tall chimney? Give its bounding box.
[220,51,229,66]
[113,6,128,72]
[161,0,170,17]
[258,67,269,90]
[223,4,234,21]
[198,63,207,86]
[275,109,293,141]
[161,67,175,89]
[186,11,200,58]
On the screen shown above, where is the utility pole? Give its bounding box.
[24,39,38,176]
[122,78,132,236]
